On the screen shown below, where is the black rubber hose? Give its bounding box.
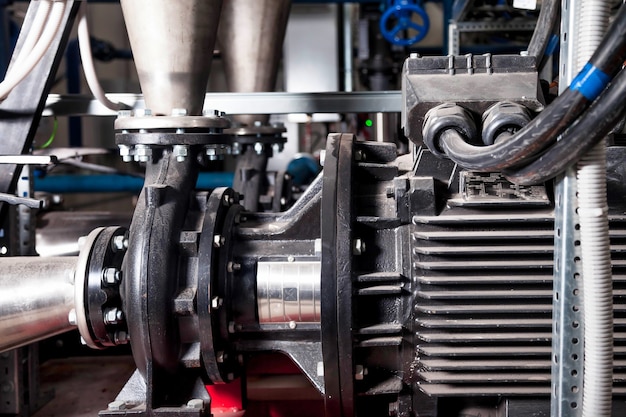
[527,0,560,59]
[439,88,587,171]
[436,4,626,172]
[504,68,626,185]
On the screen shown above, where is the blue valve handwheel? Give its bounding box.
[379,3,430,47]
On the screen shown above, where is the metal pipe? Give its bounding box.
[0,256,76,353]
[36,211,133,257]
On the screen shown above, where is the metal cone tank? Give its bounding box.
[120,0,223,116]
[218,0,291,126]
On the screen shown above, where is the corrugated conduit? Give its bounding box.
[576,1,614,416]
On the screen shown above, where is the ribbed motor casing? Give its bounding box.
[411,208,626,397]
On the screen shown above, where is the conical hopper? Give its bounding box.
[218,0,291,126]
[120,0,223,116]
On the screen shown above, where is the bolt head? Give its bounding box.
[203,109,220,117]
[173,145,189,163]
[353,239,366,255]
[68,309,77,326]
[108,401,127,411]
[253,120,263,127]
[211,297,222,310]
[134,108,152,117]
[171,108,188,117]
[355,364,366,380]
[288,321,297,329]
[319,150,326,167]
[112,235,128,252]
[104,308,121,325]
[114,331,129,345]
[103,268,122,285]
[213,234,223,248]
[187,399,204,409]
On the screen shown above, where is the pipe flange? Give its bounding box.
[481,101,531,145]
[226,124,287,152]
[197,188,242,383]
[422,103,477,157]
[116,132,233,147]
[75,226,128,349]
[114,110,231,131]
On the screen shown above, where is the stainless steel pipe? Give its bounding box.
[0,257,76,353]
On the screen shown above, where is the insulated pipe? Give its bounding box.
[0,256,76,353]
[574,1,613,417]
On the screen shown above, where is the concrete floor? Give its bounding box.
[33,356,135,417]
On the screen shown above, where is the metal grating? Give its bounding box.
[412,209,626,397]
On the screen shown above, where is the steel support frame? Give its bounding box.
[0,0,80,219]
[44,91,404,117]
[550,0,584,415]
[447,20,537,55]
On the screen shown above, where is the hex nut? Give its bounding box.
[103,268,121,285]
[173,145,189,162]
[112,235,128,252]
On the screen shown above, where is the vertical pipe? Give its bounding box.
[574,1,613,417]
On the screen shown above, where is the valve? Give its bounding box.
[379,0,430,47]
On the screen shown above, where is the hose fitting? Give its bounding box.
[422,103,477,157]
[481,101,531,145]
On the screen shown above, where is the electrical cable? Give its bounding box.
[526,0,560,59]
[39,117,58,149]
[438,88,587,170]
[0,0,66,100]
[504,68,626,185]
[77,2,121,111]
[434,3,626,172]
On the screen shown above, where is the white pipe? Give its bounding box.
[575,1,613,416]
[77,2,120,111]
[11,0,52,70]
[0,0,66,100]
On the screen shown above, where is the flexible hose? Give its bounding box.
[526,0,560,59]
[434,3,626,172]
[11,0,52,69]
[504,68,626,185]
[575,1,613,416]
[77,2,120,111]
[437,88,587,170]
[0,0,66,100]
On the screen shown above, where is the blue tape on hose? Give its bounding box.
[544,34,559,56]
[570,63,611,100]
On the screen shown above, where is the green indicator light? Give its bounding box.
[365,119,373,127]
